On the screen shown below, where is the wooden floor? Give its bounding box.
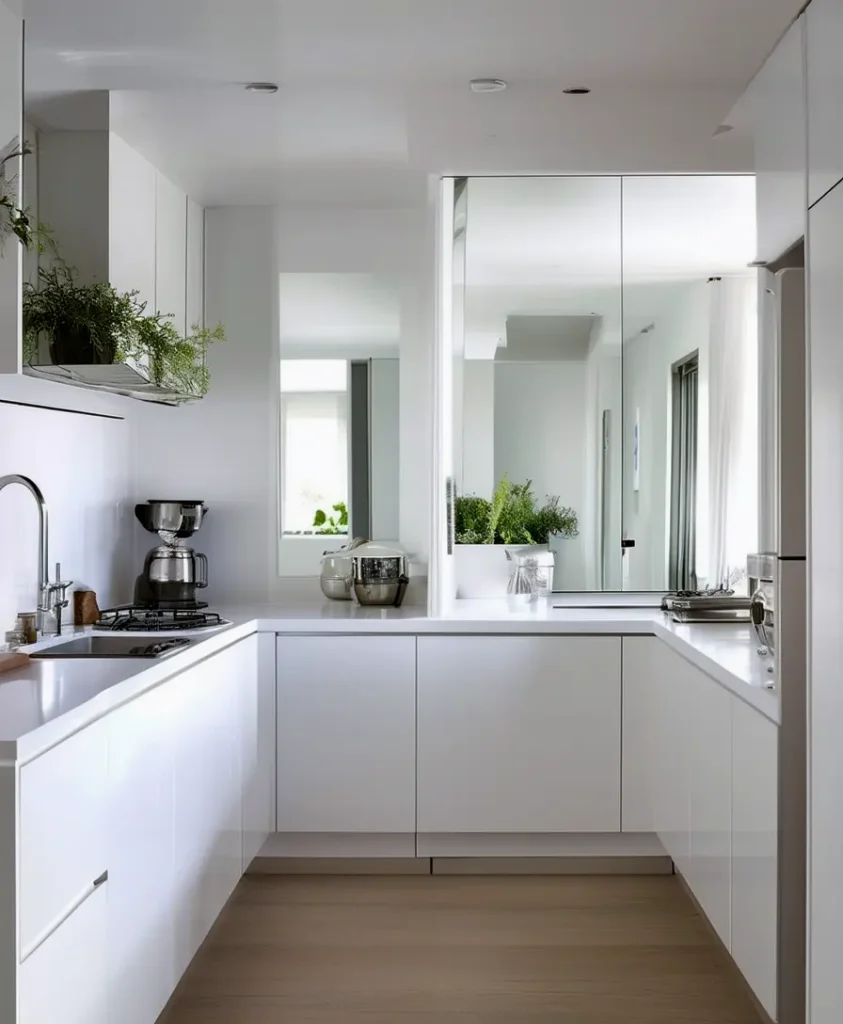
[162,874,762,1024]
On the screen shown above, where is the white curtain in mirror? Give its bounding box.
[703,276,758,589]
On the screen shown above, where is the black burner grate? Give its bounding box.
[96,605,227,632]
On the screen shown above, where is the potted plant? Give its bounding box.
[454,475,579,597]
[23,260,225,399]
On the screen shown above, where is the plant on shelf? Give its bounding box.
[454,475,578,545]
[313,501,349,535]
[22,258,226,399]
[1,146,54,254]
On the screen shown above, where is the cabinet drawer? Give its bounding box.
[19,883,108,1024]
[19,721,108,957]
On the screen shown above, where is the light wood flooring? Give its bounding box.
[162,874,762,1024]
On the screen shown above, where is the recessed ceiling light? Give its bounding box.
[563,87,591,95]
[470,78,507,93]
[245,82,279,94]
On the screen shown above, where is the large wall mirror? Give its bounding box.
[452,174,757,593]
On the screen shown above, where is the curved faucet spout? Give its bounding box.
[0,475,49,630]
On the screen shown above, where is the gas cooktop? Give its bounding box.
[96,605,229,632]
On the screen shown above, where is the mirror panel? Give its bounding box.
[0,0,23,371]
[455,176,622,592]
[621,175,758,591]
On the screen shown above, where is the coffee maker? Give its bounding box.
[134,501,209,607]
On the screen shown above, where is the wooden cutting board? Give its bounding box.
[0,652,30,674]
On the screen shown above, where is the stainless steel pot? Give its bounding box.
[352,578,409,607]
[320,575,353,601]
[135,501,207,538]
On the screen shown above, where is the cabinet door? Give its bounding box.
[173,648,242,976]
[107,683,175,1024]
[807,0,843,205]
[19,884,108,1024]
[241,634,275,868]
[749,16,807,261]
[621,637,657,832]
[155,172,187,335]
[650,644,690,873]
[276,635,416,833]
[808,180,843,1024]
[686,670,732,950]
[186,198,205,330]
[731,699,778,1021]
[417,636,621,833]
[19,719,108,957]
[109,133,156,308]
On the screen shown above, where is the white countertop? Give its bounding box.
[0,598,778,762]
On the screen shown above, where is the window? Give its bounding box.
[280,360,348,536]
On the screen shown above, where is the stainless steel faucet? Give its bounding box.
[0,474,71,636]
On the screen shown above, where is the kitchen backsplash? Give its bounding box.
[0,401,135,631]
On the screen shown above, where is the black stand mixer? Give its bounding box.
[134,501,209,608]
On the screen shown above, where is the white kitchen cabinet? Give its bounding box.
[241,634,275,868]
[650,643,691,874]
[621,637,656,832]
[731,698,778,1022]
[156,172,188,335]
[186,198,205,331]
[19,883,108,1024]
[686,668,732,950]
[18,718,108,957]
[276,635,416,834]
[107,681,176,1024]
[808,178,843,1024]
[173,645,243,976]
[417,636,621,834]
[807,0,843,206]
[109,132,157,309]
[732,15,806,262]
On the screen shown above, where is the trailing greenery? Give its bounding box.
[22,260,225,398]
[1,147,54,254]
[313,501,349,535]
[454,475,578,545]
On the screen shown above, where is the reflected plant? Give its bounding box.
[455,476,578,545]
[313,502,349,535]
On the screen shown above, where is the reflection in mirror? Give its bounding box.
[0,0,23,371]
[278,273,401,571]
[621,176,758,592]
[454,177,622,592]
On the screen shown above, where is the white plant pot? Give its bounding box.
[454,544,551,599]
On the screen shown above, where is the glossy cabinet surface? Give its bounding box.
[109,132,157,309]
[731,698,778,1022]
[19,884,108,1024]
[808,179,843,1024]
[807,0,843,206]
[241,634,275,868]
[107,680,176,1024]
[156,173,188,338]
[18,718,107,958]
[620,637,655,832]
[276,635,417,833]
[0,0,22,374]
[417,636,622,833]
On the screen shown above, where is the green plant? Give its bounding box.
[313,501,348,535]
[527,495,579,543]
[454,494,492,545]
[121,313,225,398]
[23,264,140,364]
[454,474,579,546]
[1,147,54,254]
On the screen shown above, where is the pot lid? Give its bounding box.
[351,542,408,559]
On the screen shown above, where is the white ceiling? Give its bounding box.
[22,0,804,206]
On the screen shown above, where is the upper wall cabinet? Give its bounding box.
[730,15,806,263]
[0,0,23,374]
[807,0,843,206]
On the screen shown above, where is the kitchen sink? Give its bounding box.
[29,636,195,659]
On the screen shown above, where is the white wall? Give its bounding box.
[369,357,400,541]
[461,359,495,498]
[134,199,435,600]
[0,402,134,629]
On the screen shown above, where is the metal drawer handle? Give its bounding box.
[93,870,108,888]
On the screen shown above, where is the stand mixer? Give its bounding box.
[134,501,209,608]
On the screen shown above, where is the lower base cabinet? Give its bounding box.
[417,636,622,834]
[19,884,108,1024]
[622,637,778,1020]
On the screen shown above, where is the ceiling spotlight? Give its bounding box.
[470,78,507,93]
[245,82,279,94]
[563,87,591,95]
